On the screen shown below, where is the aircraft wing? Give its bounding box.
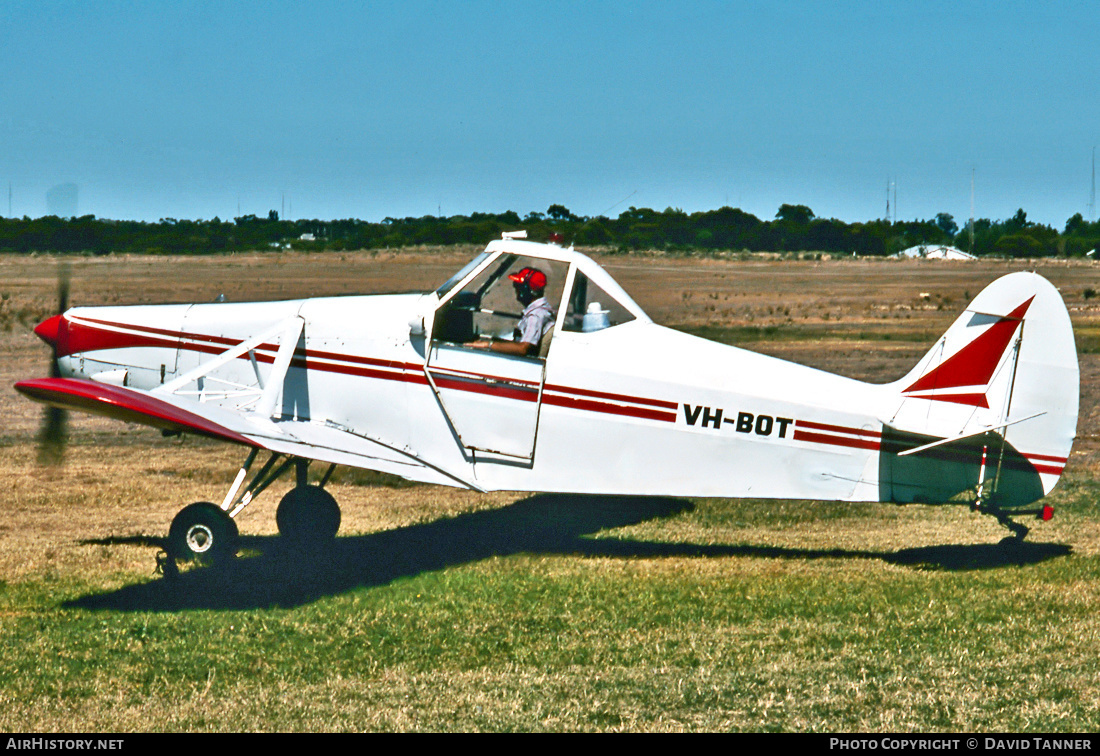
[14,377,479,491]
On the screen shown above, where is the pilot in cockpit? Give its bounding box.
[470,267,555,357]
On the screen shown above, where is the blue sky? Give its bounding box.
[2,1,1098,228]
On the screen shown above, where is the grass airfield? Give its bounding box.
[1,249,1100,732]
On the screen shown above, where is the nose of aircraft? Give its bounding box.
[34,314,64,349]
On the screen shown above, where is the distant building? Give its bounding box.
[894,244,975,260]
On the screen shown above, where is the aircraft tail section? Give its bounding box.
[880,272,1078,508]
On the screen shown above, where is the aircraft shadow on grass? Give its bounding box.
[67,494,1072,612]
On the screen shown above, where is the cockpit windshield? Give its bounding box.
[435,252,491,298]
[433,244,648,347]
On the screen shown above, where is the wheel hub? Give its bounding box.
[185,524,215,553]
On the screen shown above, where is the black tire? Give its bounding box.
[276,485,341,547]
[168,502,239,564]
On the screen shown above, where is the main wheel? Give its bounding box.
[276,485,341,548]
[168,502,239,564]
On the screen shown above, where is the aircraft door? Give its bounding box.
[426,345,545,458]
[425,254,567,460]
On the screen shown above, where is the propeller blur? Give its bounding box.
[36,262,69,465]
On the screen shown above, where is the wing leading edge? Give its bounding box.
[16,377,255,445]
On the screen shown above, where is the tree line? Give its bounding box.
[1,204,1098,257]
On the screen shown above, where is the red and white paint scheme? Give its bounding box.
[16,234,1080,563]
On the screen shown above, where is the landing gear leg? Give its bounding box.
[989,507,1031,542]
[159,451,340,574]
[971,441,1032,542]
[161,448,287,574]
[974,496,1031,541]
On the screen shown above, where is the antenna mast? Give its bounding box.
[968,168,975,254]
[1090,147,1096,223]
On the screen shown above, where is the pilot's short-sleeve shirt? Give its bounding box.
[515,296,555,348]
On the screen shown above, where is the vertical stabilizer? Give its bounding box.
[881,272,1078,506]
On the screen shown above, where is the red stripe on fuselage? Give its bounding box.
[542,393,677,422]
[1023,452,1068,464]
[430,373,540,403]
[792,429,882,451]
[794,419,881,439]
[62,318,180,357]
[792,424,1064,478]
[544,383,678,411]
[60,318,677,423]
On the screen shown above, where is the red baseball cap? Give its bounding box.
[508,267,547,290]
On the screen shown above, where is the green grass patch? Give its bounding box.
[1073,327,1100,354]
[1,491,1098,731]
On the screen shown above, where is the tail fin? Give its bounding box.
[882,272,1078,507]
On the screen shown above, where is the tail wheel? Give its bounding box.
[168,502,239,564]
[276,485,341,547]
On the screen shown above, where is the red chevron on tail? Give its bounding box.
[901,297,1033,408]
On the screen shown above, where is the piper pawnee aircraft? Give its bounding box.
[15,232,1079,568]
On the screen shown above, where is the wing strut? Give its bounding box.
[255,317,305,418]
[153,316,305,419]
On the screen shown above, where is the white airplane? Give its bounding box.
[16,232,1079,568]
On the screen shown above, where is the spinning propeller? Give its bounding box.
[36,262,70,465]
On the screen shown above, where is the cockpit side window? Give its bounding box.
[562,270,637,333]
